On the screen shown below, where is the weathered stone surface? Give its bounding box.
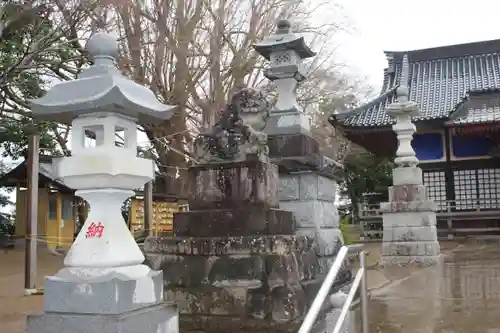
[188,160,279,210]
[383,226,438,242]
[317,175,337,201]
[279,176,300,200]
[381,178,440,267]
[381,241,440,257]
[382,211,437,227]
[173,207,295,237]
[379,254,442,267]
[380,200,437,212]
[144,235,315,256]
[44,270,164,315]
[388,184,428,202]
[392,166,423,185]
[280,201,339,228]
[143,233,353,333]
[268,133,319,160]
[279,173,337,202]
[165,287,248,316]
[295,228,343,256]
[145,250,348,291]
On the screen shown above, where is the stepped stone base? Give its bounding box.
[380,177,441,267]
[27,303,178,333]
[174,207,294,237]
[27,269,177,333]
[144,235,352,333]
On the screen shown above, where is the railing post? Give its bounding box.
[360,250,369,333]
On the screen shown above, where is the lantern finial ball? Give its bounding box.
[276,19,291,33]
[86,31,119,59]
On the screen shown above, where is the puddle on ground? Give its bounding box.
[344,245,500,333]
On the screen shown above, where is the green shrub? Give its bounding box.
[340,216,353,245]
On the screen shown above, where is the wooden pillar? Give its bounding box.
[144,182,153,237]
[444,128,455,239]
[24,134,39,293]
[56,192,62,248]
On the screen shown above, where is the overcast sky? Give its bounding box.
[333,0,500,92]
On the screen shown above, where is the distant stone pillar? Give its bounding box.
[254,19,351,332]
[379,64,441,266]
[253,19,315,135]
[27,32,179,332]
[253,19,344,255]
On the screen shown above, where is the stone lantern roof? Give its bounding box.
[252,19,316,60]
[29,31,176,125]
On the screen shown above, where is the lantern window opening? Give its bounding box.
[83,124,104,148]
[114,125,125,148]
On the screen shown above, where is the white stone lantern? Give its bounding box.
[27,32,178,328]
[386,86,420,168]
[253,19,316,135]
[385,56,420,168]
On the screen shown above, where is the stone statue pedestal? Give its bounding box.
[379,167,441,266]
[143,160,351,333]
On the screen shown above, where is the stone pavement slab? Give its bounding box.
[356,244,500,333]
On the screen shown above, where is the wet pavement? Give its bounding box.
[4,242,500,333]
[355,243,500,333]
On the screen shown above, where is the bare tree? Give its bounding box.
[0,0,103,157]
[0,0,366,191]
[100,0,357,192]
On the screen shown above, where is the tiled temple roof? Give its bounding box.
[332,39,500,128]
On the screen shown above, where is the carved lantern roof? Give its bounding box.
[29,31,176,125]
[253,19,316,60]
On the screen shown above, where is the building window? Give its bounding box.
[452,169,500,210]
[477,169,500,209]
[48,194,57,220]
[48,195,74,220]
[452,135,493,158]
[423,171,447,211]
[412,132,444,161]
[454,170,478,210]
[62,199,73,220]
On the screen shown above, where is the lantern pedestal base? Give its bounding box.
[27,268,176,333]
[43,264,164,314]
[26,302,178,333]
[263,109,312,136]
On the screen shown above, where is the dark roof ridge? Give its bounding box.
[385,39,500,62]
[449,88,500,120]
[330,87,398,124]
[351,86,397,114]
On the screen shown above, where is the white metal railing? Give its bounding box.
[298,245,369,333]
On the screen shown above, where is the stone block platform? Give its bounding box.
[144,235,352,333]
[143,158,352,332]
[187,160,279,210]
[380,171,441,267]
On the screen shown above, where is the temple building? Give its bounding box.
[331,39,500,236]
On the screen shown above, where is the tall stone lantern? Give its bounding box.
[253,19,316,135]
[379,55,440,267]
[26,32,179,332]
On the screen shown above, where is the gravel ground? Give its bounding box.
[0,246,63,333]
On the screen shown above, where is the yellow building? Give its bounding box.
[0,155,87,250]
[1,155,190,247]
[128,197,188,236]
